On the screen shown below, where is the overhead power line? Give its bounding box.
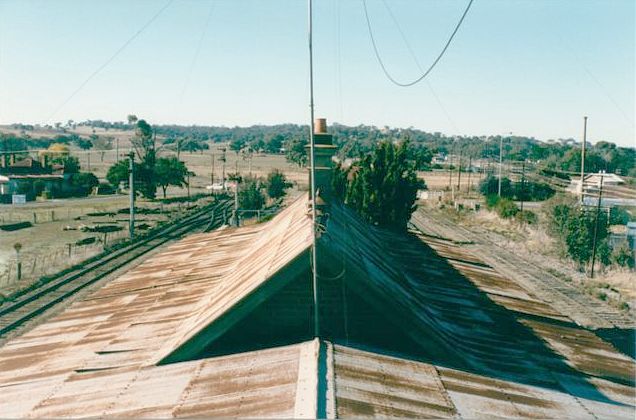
[362,0,475,87]
[178,0,217,105]
[381,0,460,132]
[46,0,175,122]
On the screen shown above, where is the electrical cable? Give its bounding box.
[558,37,634,128]
[380,0,460,132]
[361,0,474,87]
[178,1,216,107]
[46,0,175,122]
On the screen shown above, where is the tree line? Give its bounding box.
[4,121,634,178]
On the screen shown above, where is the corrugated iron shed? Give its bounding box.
[0,195,633,418]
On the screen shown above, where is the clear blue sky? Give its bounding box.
[0,0,634,146]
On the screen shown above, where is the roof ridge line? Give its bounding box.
[293,338,336,419]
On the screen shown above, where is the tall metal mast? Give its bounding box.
[308,0,319,338]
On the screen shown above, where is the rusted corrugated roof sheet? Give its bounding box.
[321,202,635,416]
[0,195,633,418]
[0,196,313,418]
[331,343,635,419]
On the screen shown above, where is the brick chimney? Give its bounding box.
[306,118,337,198]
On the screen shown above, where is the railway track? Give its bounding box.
[0,198,233,339]
[411,209,635,330]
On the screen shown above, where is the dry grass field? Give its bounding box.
[0,127,308,292]
[0,194,196,292]
[418,169,486,192]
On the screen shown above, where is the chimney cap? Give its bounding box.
[314,118,327,134]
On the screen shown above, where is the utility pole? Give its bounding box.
[233,178,240,227]
[456,150,462,191]
[590,174,604,278]
[467,156,473,193]
[116,138,119,163]
[448,153,453,192]
[519,161,526,213]
[187,172,191,199]
[87,151,91,171]
[210,152,215,192]
[220,147,226,191]
[497,136,504,197]
[580,116,588,203]
[128,151,135,240]
[13,243,22,281]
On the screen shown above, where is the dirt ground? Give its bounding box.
[0,126,308,293]
[0,195,191,292]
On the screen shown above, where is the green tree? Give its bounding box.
[106,160,131,189]
[130,119,157,199]
[547,198,611,269]
[155,157,189,198]
[70,172,99,196]
[479,175,514,198]
[182,138,209,153]
[411,144,433,170]
[239,177,265,210]
[91,136,113,161]
[230,138,246,155]
[52,155,80,174]
[265,169,292,200]
[74,137,93,150]
[334,140,424,231]
[285,137,308,167]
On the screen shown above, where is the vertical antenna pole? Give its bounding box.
[308,0,319,338]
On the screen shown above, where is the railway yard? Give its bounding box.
[0,198,232,346]
[1,199,633,354]
[411,209,634,331]
[0,195,633,418]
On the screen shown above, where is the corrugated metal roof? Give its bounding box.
[321,202,634,414]
[0,196,313,418]
[331,343,635,419]
[0,195,634,418]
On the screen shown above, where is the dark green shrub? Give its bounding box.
[479,176,513,198]
[612,241,635,269]
[516,210,537,224]
[495,198,519,219]
[485,194,500,210]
